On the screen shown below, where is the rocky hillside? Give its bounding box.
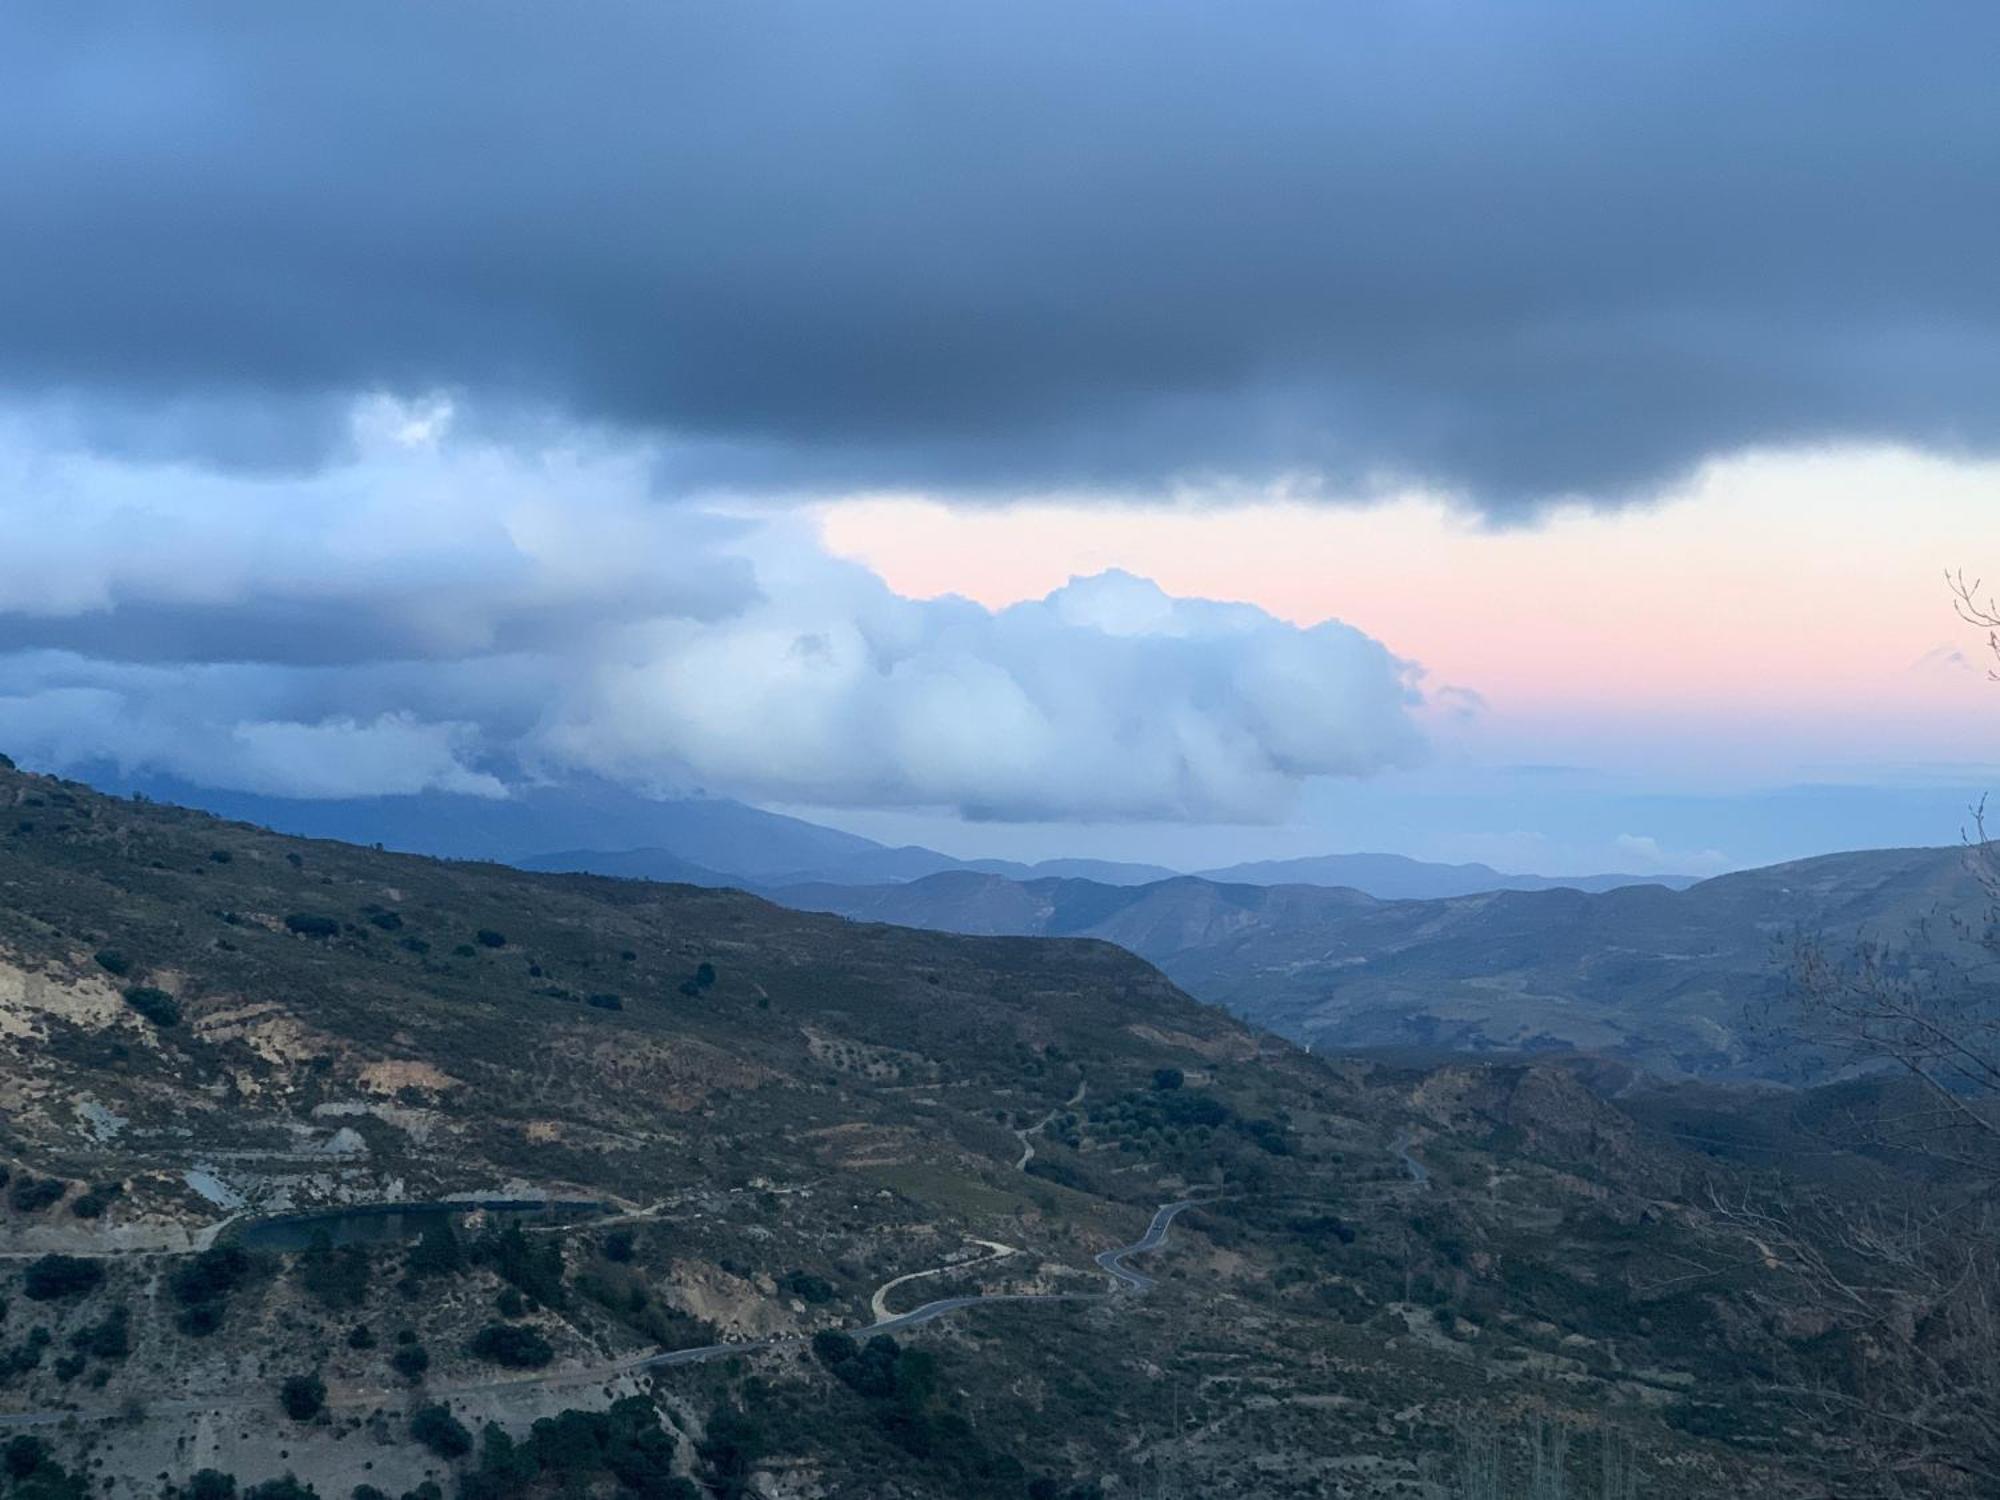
[0,764,1966,1499]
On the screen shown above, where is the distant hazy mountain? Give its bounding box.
[1194,851,1700,896]
[110,770,1699,899]
[772,847,1980,1081]
[108,774,877,877]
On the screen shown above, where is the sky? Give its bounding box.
[1,4,1997,876]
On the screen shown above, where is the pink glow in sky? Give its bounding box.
[819,446,2000,782]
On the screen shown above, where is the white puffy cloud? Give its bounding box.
[0,399,1428,820]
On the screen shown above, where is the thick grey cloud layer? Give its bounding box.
[3,3,1996,506]
[0,406,1426,817]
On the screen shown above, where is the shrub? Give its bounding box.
[478,1222,565,1307]
[495,1288,526,1319]
[245,1477,318,1500]
[297,1236,371,1309]
[391,1343,431,1381]
[22,1254,103,1301]
[208,849,233,864]
[600,1229,635,1263]
[68,1303,129,1360]
[188,1471,237,1500]
[283,913,340,939]
[9,1176,67,1213]
[122,986,181,1026]
[3,1438,49,1481]
[778,1270,835,1304]
[91,949,130,976]
[829,1334,902,1399]
[811,1330,858,1367]
[367,911,403,931]
[475,929,507,948]
[694,961,716,988]
[453,944,478,958]
[468,1323,553,1369]
[279,1372,326,1421]
[409,1403,472,1459]
[405,1219,463,1279]
[1151,1067,1184,1091]
[346,1324,376,1350]
[171,1244,252,1334]
[69,1182,123,1219]
[585,992,622,1011]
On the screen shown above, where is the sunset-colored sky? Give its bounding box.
[784,446,2000,875]
[822,445,2000,783]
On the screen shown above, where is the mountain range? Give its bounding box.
[106,773,1695,898]
[769,845,1985,1082]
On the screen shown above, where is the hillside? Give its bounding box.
[0,763,1960,1498]
[772,847,1982,1080]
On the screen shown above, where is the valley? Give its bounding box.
[0,763,1982,1498]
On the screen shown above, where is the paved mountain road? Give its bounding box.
[0,1194,1200,1429]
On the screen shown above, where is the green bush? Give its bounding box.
[22,1254,102,1301]
[410,1403,472,1459]
[188,1471,237,1500]
[279,1372,326,1421]
[69,1181,123,1219]
[468,1323,553,1369]
[91,949,129,976]
[391,1344,431,1381]
[4,1437,50,1480]
[283,913,340,939]
[171,1245,253,1334]
[122,986,181,1026]
[778,1270,836,1304]
[476,929,508,948]
[297,1236,371,1309]
[68,1303,129,1360]
[9,1176,66,1212]
[811,1330,858,1367]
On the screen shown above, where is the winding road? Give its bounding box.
[0,1194,1200,1428]
[1390,1132,1430,1187]
[1013,1078,1088,1171]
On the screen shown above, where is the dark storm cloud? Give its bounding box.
[2,2,1997,506]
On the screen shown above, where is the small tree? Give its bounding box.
[278,1373,325,1421]
[410,1403,473,1459]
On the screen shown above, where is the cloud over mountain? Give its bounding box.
[0,403,1424,819]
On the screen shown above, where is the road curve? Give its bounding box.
[1390,1133,1430,1187]
[1094,1199,1198,1292]
[0,1194,1201,1427]
[1013,1078,1088,1172]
